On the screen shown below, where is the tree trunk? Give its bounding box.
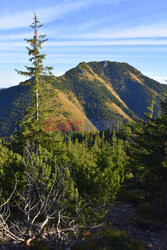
[36,78,39,122]
[153,176,158,217]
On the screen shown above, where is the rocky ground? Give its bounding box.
[107,202,167,250]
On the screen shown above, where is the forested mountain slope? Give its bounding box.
[0,61,167,137]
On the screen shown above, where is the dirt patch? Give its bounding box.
[107,202,167,250]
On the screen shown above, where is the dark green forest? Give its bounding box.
[0,14,167,249]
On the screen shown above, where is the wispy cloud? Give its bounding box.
[0,0,122,30]
[0,2,83,30]
[47,39,167,46]
[74,24,167,40]
[49,21,167,40]
[1,22,167,44]
[1,38,167,53]
[111,24,167,39]
[0,32,32,40]
[0,11,34,30]
[0,42,25,48]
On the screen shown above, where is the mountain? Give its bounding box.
[0,61,167,138]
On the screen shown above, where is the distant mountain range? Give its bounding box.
[0,61,167,138]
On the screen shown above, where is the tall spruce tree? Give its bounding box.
[13,13,57,154]
[16,13,52,123]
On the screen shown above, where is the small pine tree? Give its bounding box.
[129,93,167,217]
[144,94,156,120]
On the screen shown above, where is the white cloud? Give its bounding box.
[0,42,25,50]
[0,0,122,30]
[144,74,167,84]
[52,22,167,40]
[0,2,84,30]
[0,32,32,41]
[1,39,166,51]
[47,39,167,46]
[111,24,167,39]
[1,38,167,54]
[0,11,34,30]
[100,26,167,39]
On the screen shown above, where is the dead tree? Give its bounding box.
[0,146,79,247]
[0,181,24,243]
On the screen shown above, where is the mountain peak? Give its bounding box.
[0,60,167,137]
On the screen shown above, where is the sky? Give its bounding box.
[1,0,167,88]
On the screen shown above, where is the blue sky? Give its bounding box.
[1,0,167,88]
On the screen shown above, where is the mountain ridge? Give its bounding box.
[0,61,167,137]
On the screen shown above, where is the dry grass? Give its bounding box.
[106,102,133,121]
[45,86,96,131]
[127,71,144,85]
